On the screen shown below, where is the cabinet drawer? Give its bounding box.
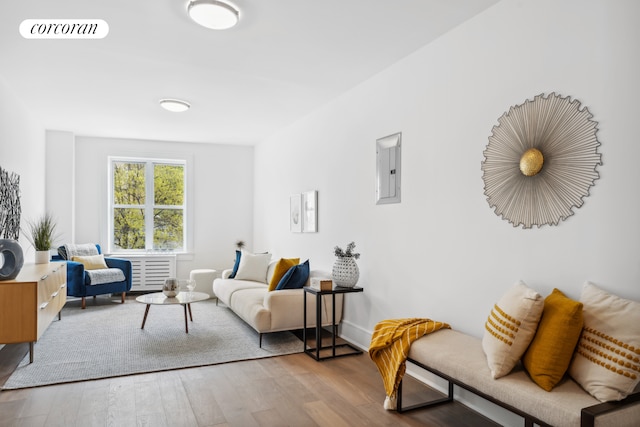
[37,263,67,339]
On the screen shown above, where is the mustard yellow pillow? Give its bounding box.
[72,254,108,270]
[522,288,583,391]
[268,258,300,291]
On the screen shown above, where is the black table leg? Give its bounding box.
[184,304,189,333]
[141,304,150,329]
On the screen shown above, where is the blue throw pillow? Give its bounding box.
[276,260,310,290]
[229,250,241,278]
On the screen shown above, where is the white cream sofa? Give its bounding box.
[212,261,344,346]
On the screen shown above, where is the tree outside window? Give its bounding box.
[111,158,185,252]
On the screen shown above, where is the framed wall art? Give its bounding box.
[302,190,317,233]
[290,193,302,232]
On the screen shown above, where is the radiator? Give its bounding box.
[115,254,177,291]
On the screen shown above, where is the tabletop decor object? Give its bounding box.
[332,241,360,287]
[24,213,60,264]
[481,93,602,228]
[0,238,24,280]
[162,278,180,297]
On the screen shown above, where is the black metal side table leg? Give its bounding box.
[303,291,308,352]
[316,291,322,361]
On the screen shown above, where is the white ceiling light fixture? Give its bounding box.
[187,0,240,30]
[159,98,191,112]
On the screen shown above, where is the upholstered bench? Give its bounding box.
[400,328,640,427]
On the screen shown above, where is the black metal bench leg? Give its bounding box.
[397,376,454,413]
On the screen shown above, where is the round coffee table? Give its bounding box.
[136,291,209,333]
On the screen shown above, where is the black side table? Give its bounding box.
[303,285,363,361]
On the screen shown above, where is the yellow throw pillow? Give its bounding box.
[482,281,544,379]
[522,288,583,391]
[568,282,640,402]
[268,258,300,291]
[72,254,108,270]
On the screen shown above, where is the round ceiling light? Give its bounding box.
[159,99,190,112]
[187,0,239,30]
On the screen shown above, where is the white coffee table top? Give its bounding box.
[136,291,209,305]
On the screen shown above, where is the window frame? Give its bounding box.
[108,156,187,254]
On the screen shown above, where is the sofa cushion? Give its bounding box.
[482,281,544,379]
[229,250,241,278]
[213,278,266,307]
[268,258,300,291]
[276,260,309,290]
[568,282,640,402]
[235,250,271,283]
[522,288,583,391]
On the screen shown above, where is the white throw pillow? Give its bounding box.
[234,251,271,283]
[482,281,544,379]
[568,282,640,402]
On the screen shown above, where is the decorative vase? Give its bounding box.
[0,239,24,280]
[163,278,180,297]
[34,250,50,264]
[332,257,359,288]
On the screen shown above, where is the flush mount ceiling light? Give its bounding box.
[159,98,190,112]
[187,0,240,30]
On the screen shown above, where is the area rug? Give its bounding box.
[2,298,302,390]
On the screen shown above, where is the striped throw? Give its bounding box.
[369,318,450,410]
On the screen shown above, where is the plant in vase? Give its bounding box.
[25,213,60,264]
[332,241,361,288]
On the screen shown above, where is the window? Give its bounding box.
[109,158,186,252]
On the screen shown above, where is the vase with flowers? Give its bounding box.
[332,241,361,288]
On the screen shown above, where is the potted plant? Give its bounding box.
[25,213,59,264]
[332,241,361,287]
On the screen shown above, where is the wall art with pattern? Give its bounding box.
[481,93,602,228]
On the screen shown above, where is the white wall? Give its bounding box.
[46,130,75,244]
[58,135,254,281]
[0,74,45,261]
[254,0,640,348]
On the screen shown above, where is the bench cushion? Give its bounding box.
[409,329,602,427]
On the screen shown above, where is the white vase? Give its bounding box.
[332,257,359,288]
[35,250,50,264]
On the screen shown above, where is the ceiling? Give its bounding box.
[0,0,499,145]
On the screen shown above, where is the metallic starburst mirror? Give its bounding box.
[481,93,602,228]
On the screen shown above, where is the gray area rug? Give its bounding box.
[3,298,302,390]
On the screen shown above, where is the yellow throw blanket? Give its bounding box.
[368,318,450,410]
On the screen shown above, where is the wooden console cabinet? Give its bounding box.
[0,262,67,362]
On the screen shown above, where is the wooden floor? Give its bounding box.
[0,341,499,427]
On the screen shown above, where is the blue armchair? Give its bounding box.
[52,244,132,309]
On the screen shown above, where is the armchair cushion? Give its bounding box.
[72,254,108,270]
[85,268,126,285]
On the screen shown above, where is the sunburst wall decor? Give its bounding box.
[481,93,602,228]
